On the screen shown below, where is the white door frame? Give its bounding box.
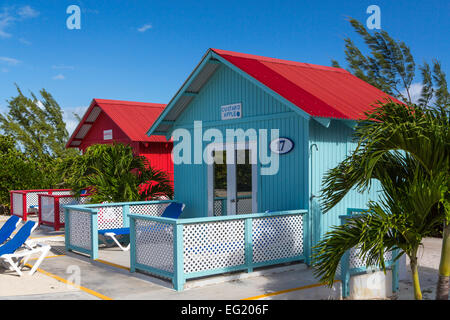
[206,140,258,216]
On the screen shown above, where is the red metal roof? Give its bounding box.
[212,49,400,120]
[67,99,167,148]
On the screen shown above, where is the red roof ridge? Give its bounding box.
[93,98,166,108]
[209,48,399,120]
[211,48,350,74]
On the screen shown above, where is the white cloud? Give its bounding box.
[137,24,152,32]
[0,5,39,39]
[63,106,88,135]
[17,5,39,19]
[19,37,31,45]
[0,8,14,38]
[401,82,423,104]
[52,74,66,80]
[0,56,20,65]
[0,28,11,38]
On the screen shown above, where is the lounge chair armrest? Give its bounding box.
[24,240,38,250]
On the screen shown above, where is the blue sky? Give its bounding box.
[1,0,449,133]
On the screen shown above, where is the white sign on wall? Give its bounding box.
[221,103,242,120]
[103,129,113,140]
[270,137,294,154]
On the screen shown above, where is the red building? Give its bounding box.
[66,99,173,182]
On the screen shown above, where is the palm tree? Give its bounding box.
[313,102,449,300]
[59,143,173,203]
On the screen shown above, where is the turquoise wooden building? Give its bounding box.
[64,48,400,292]
[147,48,394,248]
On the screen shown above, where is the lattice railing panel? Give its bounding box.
[59,196,90,223]
[12,193,24,217]
[97,205,124,230]
[52,190,72,196]
[26,192,47,208]
[213,199,225,216]
[69,210,92,250]
[349,247,394,269]
[129,202,171,217]
[40,195,55,223]
[237,198,252,215]
[135,219,174,274]
[183,220,246,274]
[252,215,304,263]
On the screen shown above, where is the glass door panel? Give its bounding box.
[208,142,257,216]
[236,149,252,214]
[213,150,227,216]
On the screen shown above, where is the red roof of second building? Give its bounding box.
[97,99,167,142]
[212,48,400,120]
[67,99,167,148]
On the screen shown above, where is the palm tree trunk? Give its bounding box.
[410,256,422,300]
[436,222,450,300]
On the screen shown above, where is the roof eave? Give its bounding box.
[65,99,98,149]
[146,49,315,137]
[146,50,217,137]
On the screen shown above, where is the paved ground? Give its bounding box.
[398,237,444,300]
[0,214,447,300]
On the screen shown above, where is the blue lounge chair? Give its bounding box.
[0,215,22,244]
[98,202,185,251]
[160,202,185,219]
[0,221,50,276]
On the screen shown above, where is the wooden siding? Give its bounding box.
[170,60,381,250]
[308,119,382,246]
[172,64,309,218]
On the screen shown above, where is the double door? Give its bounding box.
[207,141,257,216]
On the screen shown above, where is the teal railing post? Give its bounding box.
[340,250,350,298]
[123,204,130,228]
[304,211,311,265]
[222,199,226,216]
[129,216,136,273]
[91,210,98,260]
[64,208,70,252]
[173,223,185,291]
[392,248,399,293]
[245,217,253,273]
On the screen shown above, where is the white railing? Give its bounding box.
[64,200,175,259]
[129,208,308,291]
